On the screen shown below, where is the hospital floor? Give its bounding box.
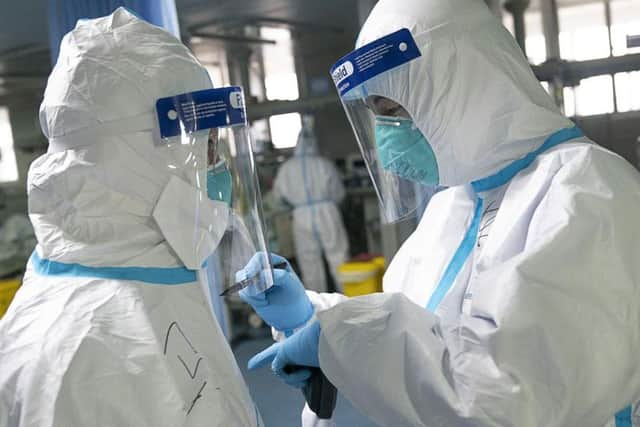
[234,336,381,427]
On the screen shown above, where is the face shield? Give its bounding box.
[152,86,273,296]
[330,29,437,223]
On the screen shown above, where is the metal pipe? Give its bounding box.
[504,0,529,55]
[604,0,618,113]
[0,75,46,87]
[291,34,308,100]
[189,16,344,34]
[246,94,338,121]
[484,0,503,18]
[191,32,276,45]
[629,35,640,48]
[540,0,560,59]
[0,44,49,61]
[226,45,253,97]
[539,0,563,108]
[533,52,640,83]
[605,0,614,56]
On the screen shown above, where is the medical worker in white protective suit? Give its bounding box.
[272,121,349,293]
[0,9,264,427]
[239,0,640,426]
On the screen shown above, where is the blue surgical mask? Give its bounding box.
[207,162,232,204]
[374,116,439,185]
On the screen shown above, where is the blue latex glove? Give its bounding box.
[239,253,314,334]
[248,321,321,388]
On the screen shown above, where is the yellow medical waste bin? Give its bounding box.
[0,277,21,318]
[338,261,383,297]
[372,256,386,273]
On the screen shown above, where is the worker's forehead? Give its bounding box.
[365,96,411,119]
[366,96,402,109]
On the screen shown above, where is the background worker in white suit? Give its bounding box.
[273,118,349,293]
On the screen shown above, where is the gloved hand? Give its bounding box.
[248,321,321,388]
[238,253,314,334]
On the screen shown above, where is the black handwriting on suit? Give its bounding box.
[164,321,207,414]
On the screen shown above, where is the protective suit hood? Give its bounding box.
[294,129,319,156]
[31,7,214,268]
[356,0,573,186]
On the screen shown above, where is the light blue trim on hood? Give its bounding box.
[471,127,584,193]
[30,251,197,285]
[615,406,632,427]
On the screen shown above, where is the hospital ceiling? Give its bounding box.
[0,0,620,98]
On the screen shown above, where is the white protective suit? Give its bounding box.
[304,0,640,426]
[0,9,262,427]
[273,129,349,293]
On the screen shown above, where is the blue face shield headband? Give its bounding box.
[375,116,439,186]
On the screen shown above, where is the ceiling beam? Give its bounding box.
[0,75,46,87]
[0,44,49,61]
[189,15,345,34]
[246,94,338,120]
[190,32,276,45]
[533,53,640,84]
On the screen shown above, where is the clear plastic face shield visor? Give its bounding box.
[331,29,437,224]
[154,86,273,296]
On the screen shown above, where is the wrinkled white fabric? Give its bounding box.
[309,0,640,426]
[319,141,640,427]
[0,8,261,427]
[1,261,260,427]
[153,175,230,270]
[273,130,349,293]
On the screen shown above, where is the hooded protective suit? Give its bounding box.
[0,9,261,427]
[273,128,349,293]
[303,0,640,426]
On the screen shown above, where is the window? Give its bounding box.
[615,71,640,112]
[610,0,640,56]
[250,119,271,152]
[260,27,303,149]
[559,3,610,61]
[501,11,547,64]
[525,11,547,65]
[563,86,576,117]
[502,13,515,36]
[0,107,18,183]
[564,75,615,117]
[505,1,640,115]
[261,27,299,101]
[204,64,226,88]
[269,113,301,149]
[540,81,551,95]
[249,55,266,102]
